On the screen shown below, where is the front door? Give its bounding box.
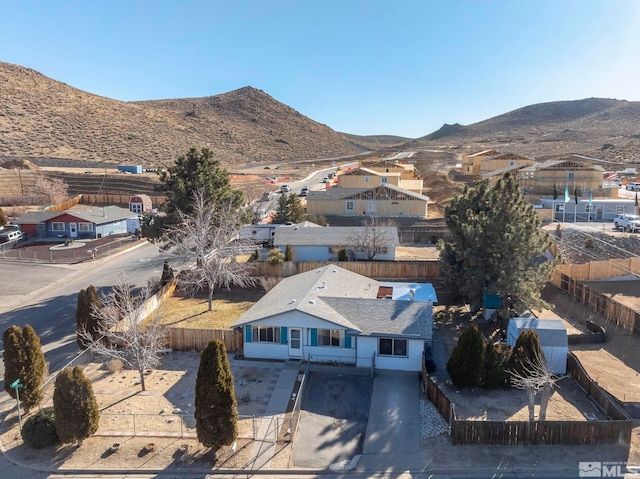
[288,328,302,358]
[69,223,78,238]
[595,206,604,221]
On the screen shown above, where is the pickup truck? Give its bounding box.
[613,214,640,232]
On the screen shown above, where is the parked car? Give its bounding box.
[322,177,329,184]
[625,182,640,191]
[613,214,640,232]
[299,186,309,196]
[280,184,291,193]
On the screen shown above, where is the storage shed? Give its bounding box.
[507,317,568,374]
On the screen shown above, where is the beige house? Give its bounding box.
[337,167,423,194]
[480,153,535,186]
[306,184,429,218]
[519,156,605,197]
[460,149,502,176]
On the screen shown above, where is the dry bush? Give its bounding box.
[258,276,281,292]
[105,359,124,373]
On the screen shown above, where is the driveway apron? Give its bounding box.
[363,370,420,454]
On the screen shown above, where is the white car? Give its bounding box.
[625,182,640,191]
[613,214,640,232]
[280,184,291,193]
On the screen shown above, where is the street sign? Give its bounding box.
[10,379,22,389]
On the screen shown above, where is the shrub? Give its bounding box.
[446,325,485,388]
[105,359,124,373]
[507,329,544,382]
[484,342,512,388]
[267,249,284,265]
[337,248,348,261]
[22,407,59,449]
[54,366,100,446]
[284,244,295,262]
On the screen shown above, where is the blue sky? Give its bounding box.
[2,0,639,138]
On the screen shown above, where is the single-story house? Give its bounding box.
[539,198,637,222]
[306,184,429,218]
[240,221,321,246]
[507,317,568,374]
[272,225,400,261]
[232,265,433,371]
[14,206,138,240]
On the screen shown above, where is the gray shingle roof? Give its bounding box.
[232,265,433,339]
[273,226,400,247]
[321,297,432,339]
[232,265,380,330]
[13,211,59,224]
[63,206,137,225]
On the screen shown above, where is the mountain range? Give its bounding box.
[1,61,639,168]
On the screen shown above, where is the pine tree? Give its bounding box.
[21,325,46,411]
[508,329,545,380]
[440,173,552,310]
[284,244,295,261]
[484,342,512,389]
[275,193,305,224]
[76,286,102,348]
[53,366,100,446]
[3,325,24,398]
[2,325,45,412]
[446,325,485,388]
[195,340,238,447]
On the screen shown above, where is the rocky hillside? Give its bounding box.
[407,98,640,163]
[0,62,362,168]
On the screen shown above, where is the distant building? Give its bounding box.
[117,165,143,174]
[129,194,153,213]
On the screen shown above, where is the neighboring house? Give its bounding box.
[337,167,423,194]
[240,221,321,246]
[480,153,535,186]
[232,265,433,371]
[129,194,153,213]
[460,149,502,176]
[272,225,400,261]
[118,165,143,174]
[539,198,637,222]
[14,206,137,239]
[306,184,429,218]
[507,317,568,374]
[519,156,605,197]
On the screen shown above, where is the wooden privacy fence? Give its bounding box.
[554,256,640,280]
[251,260,440,280]
[167,328,243,353]
[552,269,640,334]
[421,356,633,446]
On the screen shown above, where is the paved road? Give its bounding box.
[0,242,184,382]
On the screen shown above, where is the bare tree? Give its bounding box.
[509,349,558,421]
[346,215,392,260]
[167,189,256,311]
[33,176,69,204]
[78,277,167,392]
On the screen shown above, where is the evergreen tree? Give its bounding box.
[76,286,102,348]
[275,193,305,224]
[161,260,174,286]
[53,366,100,446]
[284,244,295,261]
[195,340,238,447]
[3,325,24,398]
[142,147,245,241]
[484,342,512,389]
[0,206,8,226]
[21,325,46,411]
[439,173,552,310]
[446,325,485,388]
[2,325,45,412]
[508,329,545,380]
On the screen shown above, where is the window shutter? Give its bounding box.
[245,325,252,343]
[281,327,288,344]
[345,335,351,349]
[310,328,318,346]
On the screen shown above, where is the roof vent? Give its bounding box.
[309,300,315,305]
[289,299,296,304]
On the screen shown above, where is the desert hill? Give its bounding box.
[408,98,640,163]
[0,62,362,167]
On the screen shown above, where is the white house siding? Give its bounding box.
[96,220,128,238]
[304,346,356,364]
[356,337,424,372]
[244,342,289,360]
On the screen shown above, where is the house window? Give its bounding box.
[130,203,143,213]
[345,200,355,212]
[555,204,564,213]
[78,223,93,232]
[51,222,65,231]
[364,176,369,183]
[378,338,407,357]
[585,204,593,213]
[317,329,341,347]
[616,205,625,214]
[381,177,389,184]
[567,172,575,181]
[252,326,281,343]
[367,201,376,212]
